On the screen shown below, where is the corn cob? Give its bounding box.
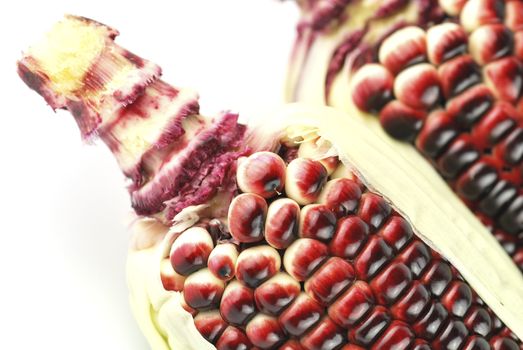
[284,0,523,271]
[18,15,523,350]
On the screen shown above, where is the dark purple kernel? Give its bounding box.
[216,327,253,350]
[432,320,469,350]
[301,318,346,350]
[464,336,491,350]
[184,283,223,310]
[330,216,369,259]
[279,296,323,337]
[220,286,256,326]
[170,242,211,276]
[443,282,473,317]
[437,136,480,179]
[301,205,337,242]
[414,302,449,340]
[379,101,425,142]
[498,196,523,234]
[448,86,494,130]
[491,337,520,350]
[465,307,492,337]
[416,111,459,159]
[421,261,452,297]
[485,25,514,62]
[479,180,518,216]
[379,216,413,252]
[502,128,523,165]
[228,193,267,243]
[391,282,430,322]
[399,241,431,277]
[354,236,394,280]
[305,257,355,306]
[350,306,391,346]
[439,55,482,98]
[456,161,499,201]
[413,343,432,350]
[371,263,412,305]
[358,193,392,231]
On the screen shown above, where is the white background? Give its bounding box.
[0,1,298,348]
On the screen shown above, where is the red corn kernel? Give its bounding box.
[427,22,468,65]
[371,262,413,305]
[299,204,337,242]
[413,302,449,339]
[220,280,256,326]
[394,63,442,110]
[378,26,427,75]
[286,158,328,205]
[265,198,300,249]
[280,340,305,350]
[378,216,413,252]
[228,193,268,243]
[465,306,493,337]
[463,336,491,350]
[216,327,253,350]
[246,314,285,349]
[329,281,375,328]
[391,282,430,322]
[379,100,426,141]
[354,236,393,279]
[348,306,391,347]
[160,258,186,291]
[301,317,346,350]
[471,102,518,150]
[254,272,300,315]
[318,178,362,217]
[446,84,494,130]
[442,281,473,317]
[421,260,453,297]
[505,1,523,31]
[461,0,505,32]
[170,227,214,276]
[438,55,481,98]
[236,151,286,198]
[279,293,323,337]
[432,320,469,350]
[357,193,392,231]
[372,320,415,350]
[194,310,228,343]
[183,268,225,310]
[208,243,238,281]
[329,215,369,259]
[484,57,523,103]
[235,245,281,288]
[284,238,329,281]
[437,135,480,179]
[305,257,355,306]
[350,64,394,113]
[416,110,459,158]
[398,241,432,277]
[469,24,513,65]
